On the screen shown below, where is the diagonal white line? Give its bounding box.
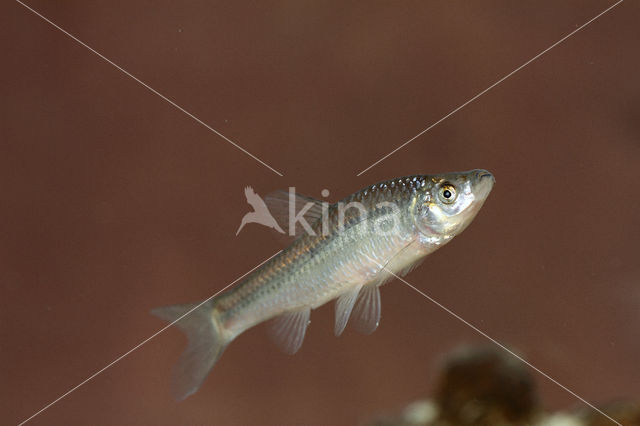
[15,0,284,177]
[356,0,624,176]
[370,259,621,425]
[17,250,282,426]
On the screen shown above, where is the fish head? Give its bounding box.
[413,169,494,245]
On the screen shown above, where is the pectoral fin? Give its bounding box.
[269,307,311,354]
[397,256,426,277]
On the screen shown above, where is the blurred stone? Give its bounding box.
[367,345,537,426]
[580,400,640,426]
[541,413,585,426]
[367,346,638,426]
[432,345,537,425]
[402,401,439,425]
[369,401,439,426]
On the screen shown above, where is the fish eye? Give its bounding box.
[438,184,457,204]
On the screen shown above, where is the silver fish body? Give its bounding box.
[153,169,494,399]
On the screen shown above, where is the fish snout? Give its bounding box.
[474,169,495,183]
[471,169,495,199]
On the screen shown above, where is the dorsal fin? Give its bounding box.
[268,307,311,354]
[264,190,325,241]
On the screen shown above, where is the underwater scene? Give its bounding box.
[3,1,638,425]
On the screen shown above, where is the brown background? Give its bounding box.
[2,1,639,425]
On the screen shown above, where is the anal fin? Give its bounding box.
[269,307,311,354]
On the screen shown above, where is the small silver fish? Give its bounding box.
[153,169,494,399]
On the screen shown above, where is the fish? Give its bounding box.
[152,169,495,400]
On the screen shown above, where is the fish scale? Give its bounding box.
[216,178,418,330]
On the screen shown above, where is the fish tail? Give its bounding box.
[151,300,229,400]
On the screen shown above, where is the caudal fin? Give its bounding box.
[151,300,228,400]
